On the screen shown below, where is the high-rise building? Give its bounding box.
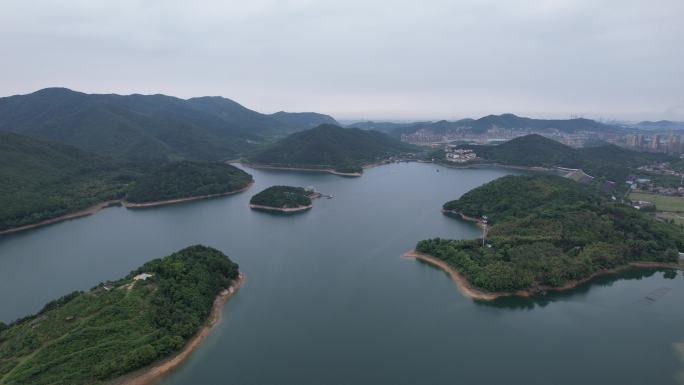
[650,134,660,151]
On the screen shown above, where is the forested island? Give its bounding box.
[246,124,416,175]
[0,245,242,385]
[124,161,253,207]
[411,175,684,299]
[249,186,316,212]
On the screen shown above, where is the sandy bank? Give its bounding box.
[111,274,245,385]
[0,200,121,236]
[123,182,253,208]
[240,163,362,177]
[403,250,683,301]
[249,203,313,212]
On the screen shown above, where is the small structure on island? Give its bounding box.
[133,273,153,281]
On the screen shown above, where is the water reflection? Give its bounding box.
[475,268,678,310]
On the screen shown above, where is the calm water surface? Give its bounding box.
[0,163,682,385]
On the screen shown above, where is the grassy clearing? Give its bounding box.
[629,192,684,212]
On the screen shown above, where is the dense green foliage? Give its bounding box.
[126,161,253,203]
[0,132,138,231]
[248,124,415,173]
[250,186,313,208]
[418,175,683,293]
[443,175,604,224]
[465,134,672,182]
[0,88,337,162]
[0,245,239,385]
[0,133,254,231]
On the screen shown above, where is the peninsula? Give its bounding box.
[410,175,684,299]
[0,245,242,385]
[249,185,317,212]
[124,161,253,207]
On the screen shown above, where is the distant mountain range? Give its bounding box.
[0,88,338,162]
[349,113,619,137]
[631,120,684,130]
[247,124,415,173]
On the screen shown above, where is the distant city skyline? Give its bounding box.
[2,0,683,121]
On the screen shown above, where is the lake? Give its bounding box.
[0,162,682,385]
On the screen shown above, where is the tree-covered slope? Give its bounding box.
[418,175,683,293]
[126,161,253,204]
[249,186,313,208]
[0,245,240,385]
[443,175,604,224]
[0,132,136,231]
[466,134,672,182]
[248,124,415,173]
[0,88,258,161]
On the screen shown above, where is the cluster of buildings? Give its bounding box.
[625,133,684,155]
[445,146,477,163]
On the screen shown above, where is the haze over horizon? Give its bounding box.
[2,0,683,121]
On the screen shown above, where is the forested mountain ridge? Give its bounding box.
[0,88,338,161]
[352,114,618,137]
[247,124,416,173]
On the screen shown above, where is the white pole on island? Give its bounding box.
[482,215,488,247]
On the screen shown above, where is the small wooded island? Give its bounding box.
[249,186,317,212]
[409,175,684,300]
[0,245,242,385]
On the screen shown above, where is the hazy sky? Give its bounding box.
[1,0,683,121]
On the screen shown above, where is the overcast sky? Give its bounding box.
[1,0,683,121]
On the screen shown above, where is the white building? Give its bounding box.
[445,146,477,163]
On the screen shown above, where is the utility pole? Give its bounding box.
[481,216,488,247]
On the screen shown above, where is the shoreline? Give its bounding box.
[111,273,245,385]
[123,182,253,208]
[240,163,362,177]
[402,249,683,301]
[1,183,253,236]
[441,209,486,229]
[0,200,121,236]
[249,203,313,212]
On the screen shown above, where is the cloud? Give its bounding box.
[0,0,682,120]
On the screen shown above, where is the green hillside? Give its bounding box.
[0,88,339,162]
[0,132,136,231]
[418,175,683,293]
[0,245,240,385]
[248,124,415,173]
[465,134,671,182]
[126,161,253,204]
